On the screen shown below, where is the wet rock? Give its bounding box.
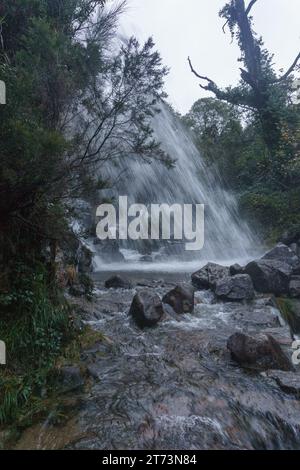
[215,274,254,301]
[105,275,132,289]
[129,290,165,328]
[245,259,293,295]
[227,332,293,371]
[191,262,229,290]
[266,370,300,396]
[261,243,299,267]
[95,240,125,263]
[162,284,195,314]
[289,276,300,298]
[229,263,245,276]
[140,255,153,263]
[57,366,85,393]
[293,263,300,275]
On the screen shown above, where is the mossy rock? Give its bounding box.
[276,297,300,334]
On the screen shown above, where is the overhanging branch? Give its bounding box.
[245,0,258,16]
[274,52,300,82]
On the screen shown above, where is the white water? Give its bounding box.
[92,102,260,271]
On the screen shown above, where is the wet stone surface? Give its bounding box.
[14,273,300,450]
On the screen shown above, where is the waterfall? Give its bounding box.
[92,101,259,271]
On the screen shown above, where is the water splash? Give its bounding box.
[93,102,260,270]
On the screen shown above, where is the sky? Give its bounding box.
[115,0,300,114]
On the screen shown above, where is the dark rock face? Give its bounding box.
[215,274,254,301]
[245,259,293,295]
[129,290,165,328]
[57,366,85,393]
[162,284,195,314]
[191,262,229,290]
[94,240,125,263]
[289,276,300,298]
[105,275,132,289]
[229,263,245,276]
[266,370,300,396]
[227,332,293,371]
[293,263,300,275]
[261,243,299,267]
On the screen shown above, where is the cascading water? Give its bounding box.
[92,101,259,271]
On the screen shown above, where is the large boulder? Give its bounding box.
[289,276,300,298]
[215,274,254,301]
[191,262,229,290]
[105,275,132,289]
[227,332,293,371]
[229,263,245,276]
[162,284,195,314]
[245,259,293,295]
[129,290,165,328]
[261,243,299,267]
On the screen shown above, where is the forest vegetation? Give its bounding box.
[0,0,299,435]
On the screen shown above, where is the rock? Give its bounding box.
[129,290,165,328]
[140,255,153,263]
[57,366,85,393]
[227,332,293,371]
[293,263,300,275]
[229,263,245,275]
[105,275,132,289]
[279,224,300,246]
[289,276,300,298]
[191,262,229,290]
[261,243,299,267]
[162,284,195,314]
[266,370,300,396]
[95,240,125,263]
[245,259,293,295]
[215,274,254,301]
[289,243,299,255]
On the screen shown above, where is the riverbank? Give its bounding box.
[8,266,300,450]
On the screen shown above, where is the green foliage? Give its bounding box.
[184,96,300,240]
[0,264,73,426]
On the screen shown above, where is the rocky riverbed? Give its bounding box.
[13,243,300,450]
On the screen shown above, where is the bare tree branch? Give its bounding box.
[245,0,258,16]
[274,52,300,82]
[187,57,215,84]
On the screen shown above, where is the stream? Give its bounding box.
[15,269,300,450]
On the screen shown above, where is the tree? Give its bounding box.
[188,0,300,156]
[0,0,169,267]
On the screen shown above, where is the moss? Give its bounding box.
[276,297,300,334]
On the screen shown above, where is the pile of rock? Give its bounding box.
[191,243,300,300]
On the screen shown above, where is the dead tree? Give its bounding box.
[188,0,300,155]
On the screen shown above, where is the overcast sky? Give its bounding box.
[116,0,300,114]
